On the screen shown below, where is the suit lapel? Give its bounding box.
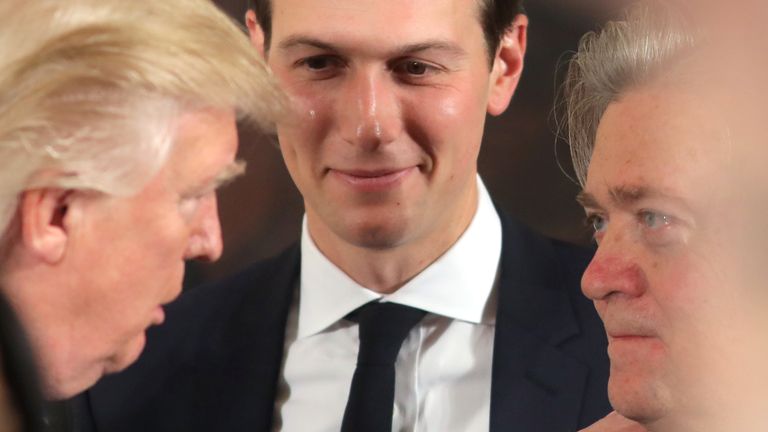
[491,214,588,431]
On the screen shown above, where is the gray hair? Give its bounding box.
[0,0,284,244]
[562,3,696,185]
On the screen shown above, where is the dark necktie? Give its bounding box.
[340,302,427,432]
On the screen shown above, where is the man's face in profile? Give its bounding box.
[251,0,523,252]
[577,74,768,429]
[14,109,241,398]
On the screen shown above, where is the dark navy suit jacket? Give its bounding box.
[73,212,611,431]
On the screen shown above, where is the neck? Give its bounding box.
[309,182,479,294]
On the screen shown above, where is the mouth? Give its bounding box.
[606,330,663,352]
[329,166,417,190]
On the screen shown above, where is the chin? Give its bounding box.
[105,332,147,375]
[41,364,103,400]
[342,217,414,251]
[608,373,673,425]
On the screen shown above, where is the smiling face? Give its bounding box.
[6,108,242,398]
[250,0,524,260]
[578,78,768,428]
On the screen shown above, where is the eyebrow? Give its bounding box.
[610,185,649,206]
[277,36,340,53]
[575,190,600,208]
[211,159,247,189]
[577,185,670,209]
[277,36,467,58]
[189,159,246,196]
[392,40,467,58]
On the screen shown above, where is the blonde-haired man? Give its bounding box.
[0,0,282,427]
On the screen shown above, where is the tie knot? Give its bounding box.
[349,302,426,367]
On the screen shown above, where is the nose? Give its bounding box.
[581,233,647,302]
[337,68,402,150]
[184,193,223,262]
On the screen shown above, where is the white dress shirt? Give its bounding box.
[272,176,503,432]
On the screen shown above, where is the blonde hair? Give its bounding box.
[562,3,696,185]
[0,0,284,241]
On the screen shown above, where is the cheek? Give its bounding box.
[276,92,333,176]
[280,76,334,136]
[133,214,188,281]
[647,258,695,310]
[405,90,485,164]
[650,255,722,347]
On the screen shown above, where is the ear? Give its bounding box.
[18,188,73,264]
[487,14,528,116]
[245,9,267,58]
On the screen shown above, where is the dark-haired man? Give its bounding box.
[79,1,611,431]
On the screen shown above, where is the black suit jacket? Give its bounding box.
[73,213,611,431]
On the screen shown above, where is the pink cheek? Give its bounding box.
[436,98,461,118]
[657,266,699,305]
[424,97,484,159]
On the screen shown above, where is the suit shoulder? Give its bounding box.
[499,212,593,291]
[548,238,595,286]
[171,243,300,316]
[132,243,299,366]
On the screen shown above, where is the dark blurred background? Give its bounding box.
[185,0,631,287]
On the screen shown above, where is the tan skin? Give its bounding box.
[247,0,526,293]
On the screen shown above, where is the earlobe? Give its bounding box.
[19,189,73,264]
[487,14,529,116]
[245,10,267,58]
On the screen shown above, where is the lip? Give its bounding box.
[329,166,416,191]
[601,316,658,340]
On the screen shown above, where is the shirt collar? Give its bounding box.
[297,175,503,339]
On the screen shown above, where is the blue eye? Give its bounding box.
[640,211,672,229]
[586,214,607,233]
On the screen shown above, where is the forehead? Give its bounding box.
[269,0,483,47]
[587,82,730,201]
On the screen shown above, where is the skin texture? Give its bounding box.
[1,108,240,398]
[579,71,768,431]
[246,0,526,293]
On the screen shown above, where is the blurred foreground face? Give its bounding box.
[6,109,238,398]
[579,73,768,430]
